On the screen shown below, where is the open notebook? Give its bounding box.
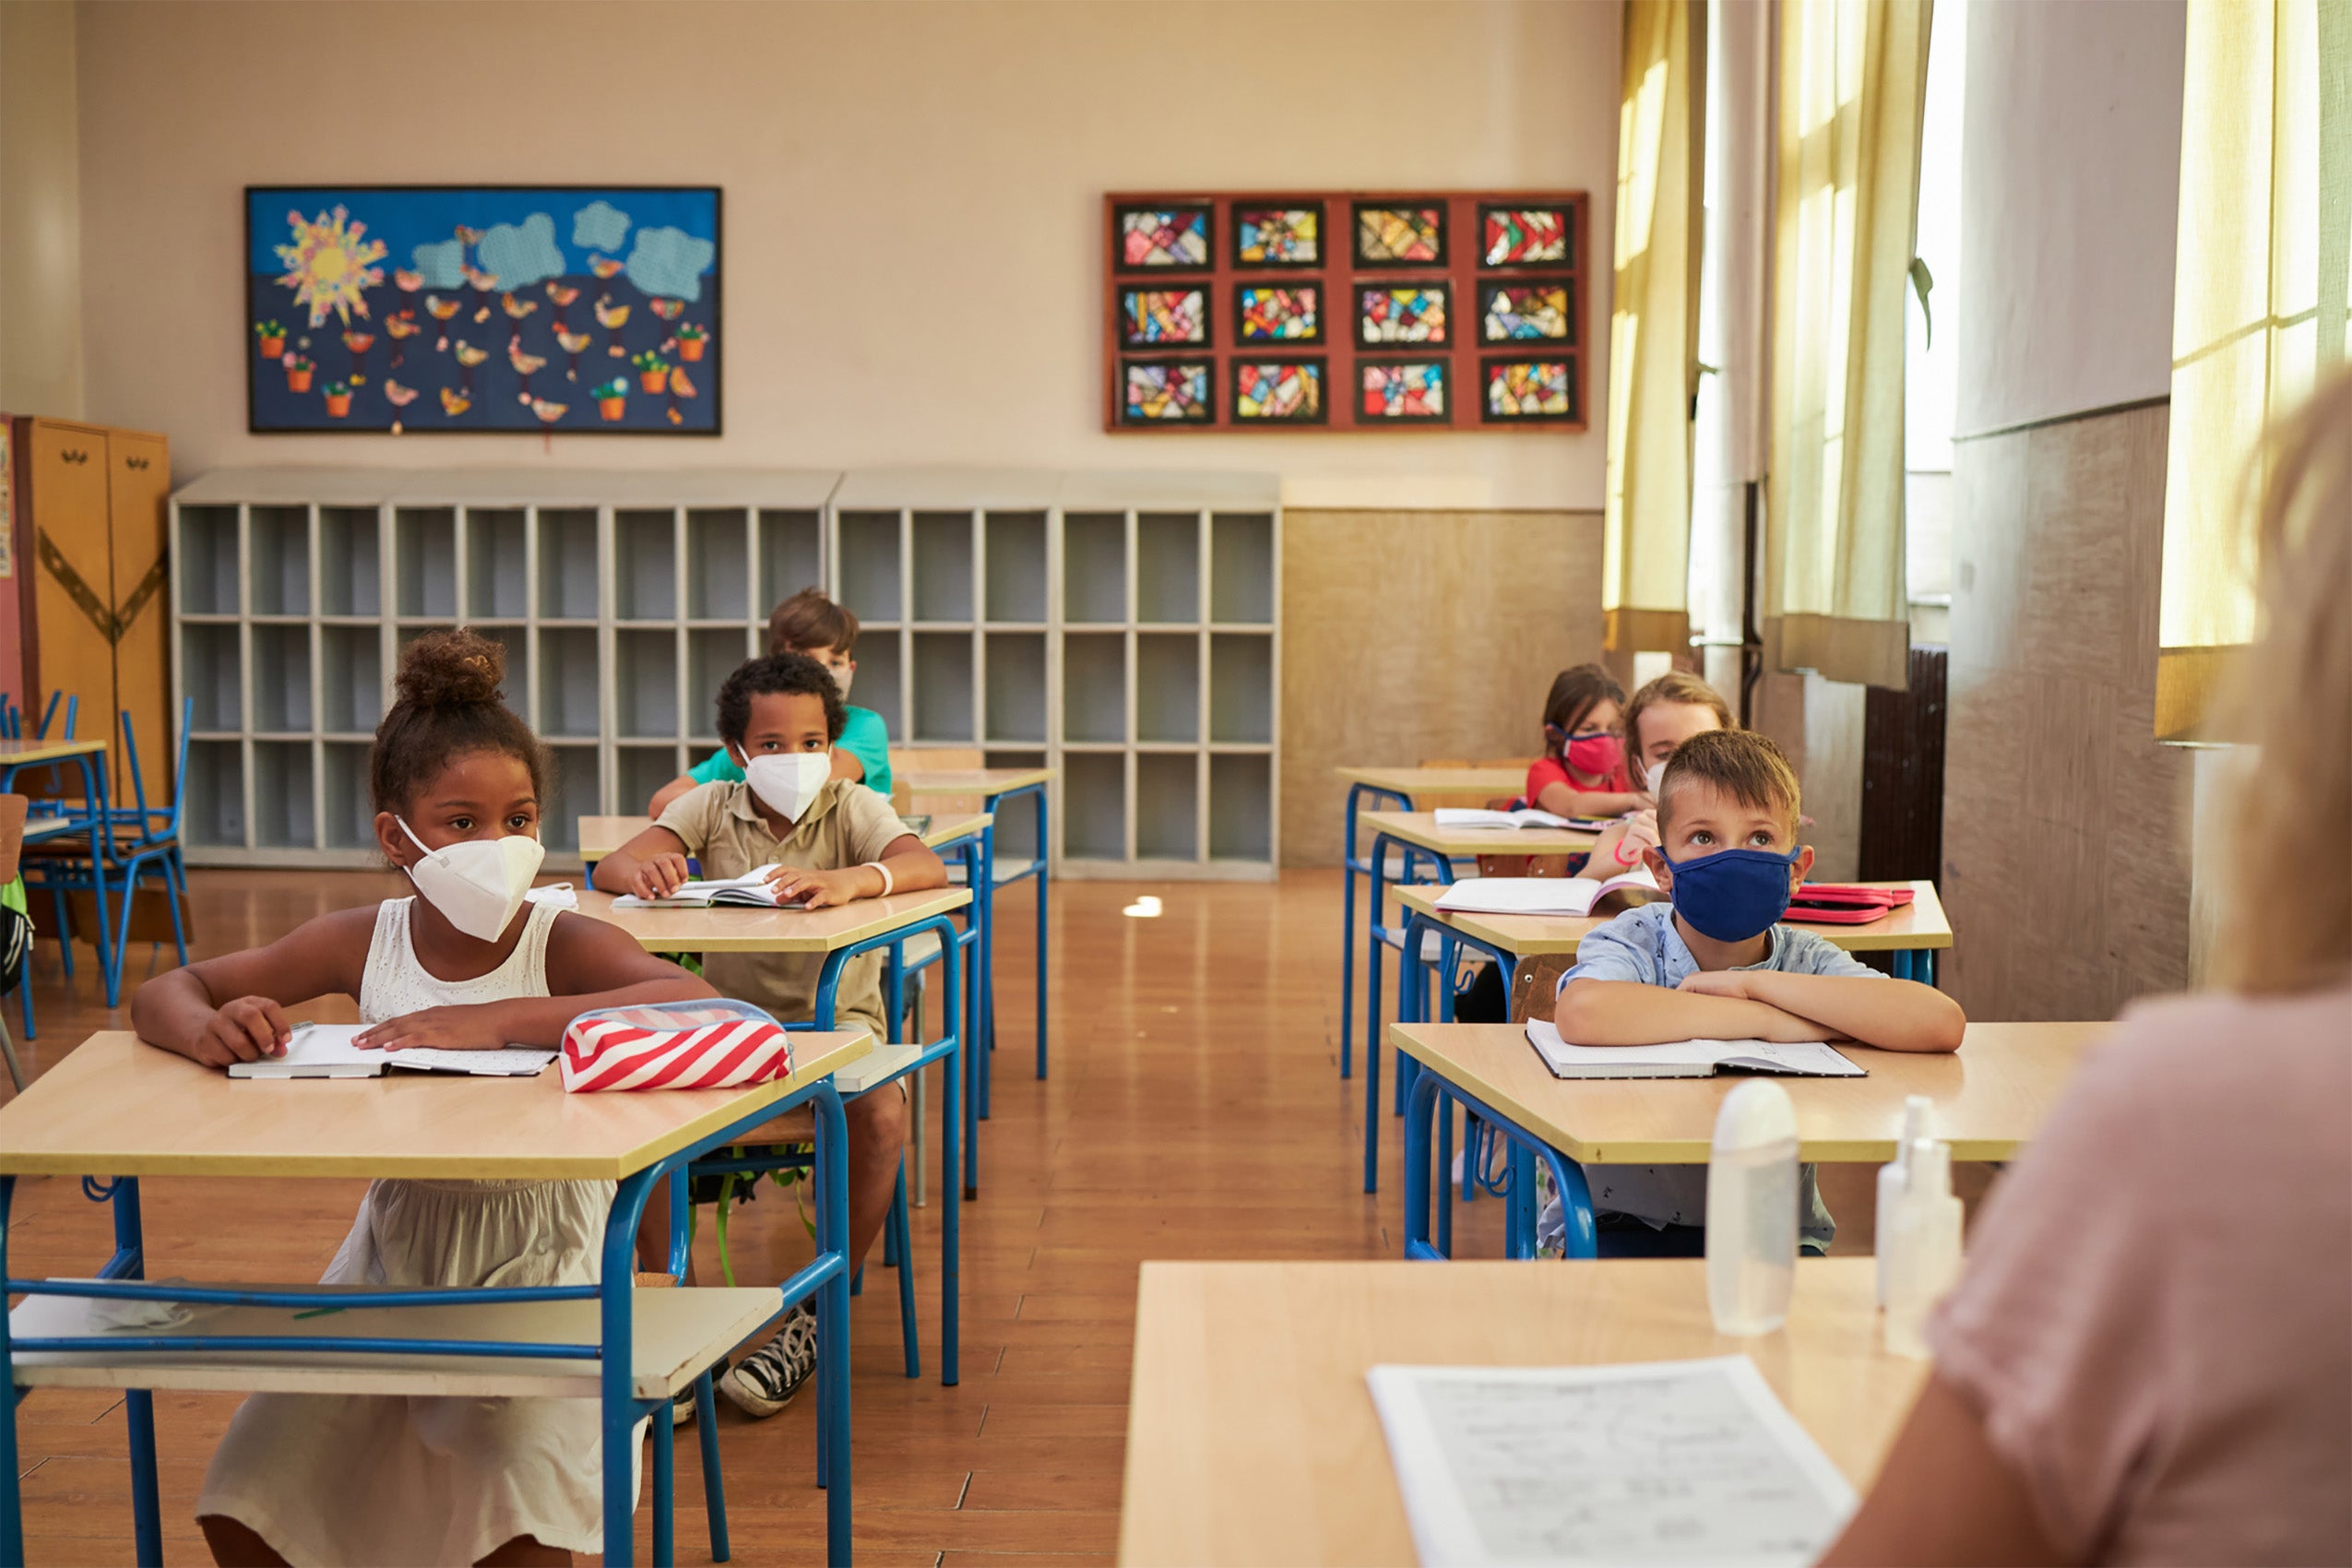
[1434,868,1660,919]
[226,1024,556,1079]
[1432,807,1572,830]
[1525,1016,1863,1080]
[612,865,809,909]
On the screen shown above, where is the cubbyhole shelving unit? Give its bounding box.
[172,467,1281,876]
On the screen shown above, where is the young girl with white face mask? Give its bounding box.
[131,629,716,1568]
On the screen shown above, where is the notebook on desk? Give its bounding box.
[1525,1017,1863,1079]
[1434,868,1659,918]
[1432,807,1573,830]
[227,1024,556,1079]
[612,865,813,909]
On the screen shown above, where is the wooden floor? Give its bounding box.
[4,867,1898,1565]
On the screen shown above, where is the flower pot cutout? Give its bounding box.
[638,371,667,393]
[599,397,626,421]
[678,339,707,362]
[257,336,285,359]
[286,368,314,393]
[324,393,352,417]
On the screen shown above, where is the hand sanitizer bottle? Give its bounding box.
[1876,1096,1936,1306]
[1883,1137,1964,1359]
[1706,1079,1800,1336]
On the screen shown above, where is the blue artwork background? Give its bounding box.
[246,185,720,434]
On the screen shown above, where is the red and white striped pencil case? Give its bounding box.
[560,1001,795,1092]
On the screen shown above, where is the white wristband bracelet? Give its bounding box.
[864,860,894,897]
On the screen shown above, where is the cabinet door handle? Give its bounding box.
[61,448,89,465]
[125,456,150,471]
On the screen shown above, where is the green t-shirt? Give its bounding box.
[690,703,893,797]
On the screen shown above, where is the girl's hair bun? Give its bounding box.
[393,628,507,711]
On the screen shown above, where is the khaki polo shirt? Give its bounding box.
[653,778,912,1038]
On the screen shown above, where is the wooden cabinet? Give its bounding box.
[10,418,172,802]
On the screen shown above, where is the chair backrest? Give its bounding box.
[117,698,194,842]
[0,794,27,884]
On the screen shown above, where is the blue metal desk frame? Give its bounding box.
[0,745,130,1005]
[0,1059,863,1568]
[964,780,1049,1124]
[1357,823,1456,1193]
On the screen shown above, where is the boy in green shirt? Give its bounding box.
[648,588,893,815]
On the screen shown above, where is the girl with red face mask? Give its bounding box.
[1524,664,1648,818]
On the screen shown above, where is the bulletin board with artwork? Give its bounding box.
[1103,190,1586,433]
[245,185,721,434]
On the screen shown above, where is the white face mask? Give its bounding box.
[827,665,853,699]
[398,818,544,942]
[737,748,830,821]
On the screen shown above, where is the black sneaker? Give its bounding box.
[671,1357,721,1427]
[718,1304,817,1419]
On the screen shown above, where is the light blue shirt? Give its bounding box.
[1554,903,1884,1250]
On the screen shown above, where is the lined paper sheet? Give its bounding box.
[228,1025,556,1079]
[1367,1356,1858,1567]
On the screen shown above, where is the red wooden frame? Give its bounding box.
[1103,189,1588,434]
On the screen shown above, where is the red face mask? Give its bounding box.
[1563,731,1623,778]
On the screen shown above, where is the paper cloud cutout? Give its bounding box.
[477,213,566,288]
[572,200,631,254]
[411,239,465,290]
[624,226,716,303]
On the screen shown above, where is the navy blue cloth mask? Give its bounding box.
[1660,845,1802,943]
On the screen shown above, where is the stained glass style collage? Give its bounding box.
[1108,191,1583,431]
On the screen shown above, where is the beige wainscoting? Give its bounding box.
[1943,399,2192,1020]
[1278,508,1603,866]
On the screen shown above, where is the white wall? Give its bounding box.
[73,0,1620,505]
[1955,0,2185,435]
[0,0,85,420]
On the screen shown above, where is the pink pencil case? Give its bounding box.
[561,1000,795,1092]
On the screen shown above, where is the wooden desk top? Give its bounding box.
[898,766,1053,797]
[1333,766,1526,800]
[0,1029,873,1181]
[1358,810,1598,858]
[1396,878,1955,955]
[576,810,992,861]
[0,737,107,766]
[1390,1020,2105,1164]
[574,885,969,954]
[1119,1258,1926,1567]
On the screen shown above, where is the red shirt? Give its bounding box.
[1525,754,1633,806]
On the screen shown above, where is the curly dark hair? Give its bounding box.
[715,652,846,746]
[370,629,549,814]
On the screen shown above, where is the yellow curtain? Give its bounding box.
[1603,0,1703,656]
[1763,0,1930,691]
[2156,0,2351,741]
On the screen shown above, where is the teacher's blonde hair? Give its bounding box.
[2217,368,2352,993]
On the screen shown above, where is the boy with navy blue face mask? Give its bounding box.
[1550,729,1966,1254]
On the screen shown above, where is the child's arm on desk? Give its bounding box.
[130,909,377,1066]
[1553,978,1839,1045]
[354,915,719,1052]
[593,825,697,900]
[765,833,945,910]
[1680,969,1966,1053]
[1532,780,1651,818]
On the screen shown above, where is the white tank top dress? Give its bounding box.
[195,897,636,1563]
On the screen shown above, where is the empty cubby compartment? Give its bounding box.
[318,507,381,616]
[688,627,755,738]
[544,743,602,851]
[465,508,529,619]
[1063,512,1126,624]
[615,510,678,621]
[837,511,903,623]
[249,625,312,733]
[982,511,1048,623]
[760,509,825,610]
[538,628,600,737]
[912,633,976,743]
[855,633,903,737]
[178,506,241,614]
[538,508,600,619]
[687,508,752,620]
[395,508,457,618]
[183,624,243,731]
[1063,633,1125,743]
[911,512,976,623]
[982,632,1047,743]
[1135,634,1200,743]
[1209,754,1272,861]
[1062,752,1126,861]
[1209,633,1274,743]
[248,505,310,615]
[616,746,681,820]
[982,750,1047,862]
[252,741,315,849]
[1136,513,1202,624]
[478,625,530,718]
[184,740,245,849]
[1134,753,1199,861]
[616,629,678,738]
[1210,512,1277,624]
[318,626,383,733]
[321,742,376,849]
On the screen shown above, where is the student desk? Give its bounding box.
[576,885,977,1383]
[1119,1257,1924,1566]
[1389,1020,2106,1261]
[0,1027,873,1568]
[1332,767,1529,1086]
[576,811,993,863]
[1350,814,1599,1193]
[898,765,1053,1092]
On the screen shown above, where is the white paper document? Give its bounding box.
[226,1024,556,1079]
[1433,808,1575,830]
[1524,1018,1863,1080]
[612,864,807,909]
[1434,870,1658,919]
[1367,1356,1859,1568]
